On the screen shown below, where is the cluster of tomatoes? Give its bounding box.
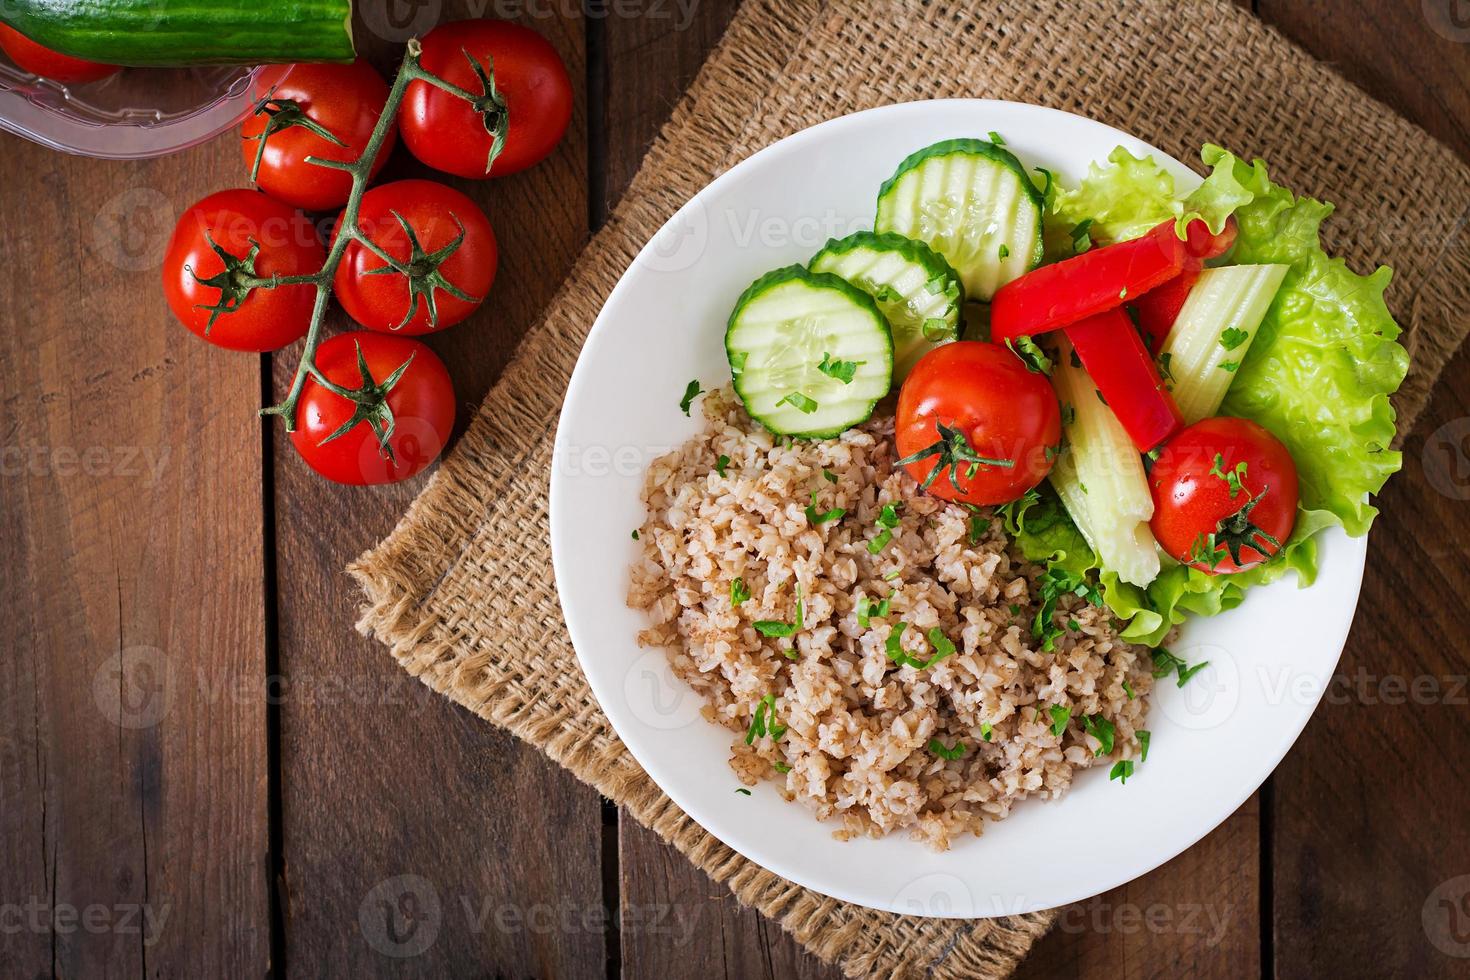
[156,20,572,484]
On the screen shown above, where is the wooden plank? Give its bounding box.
[0,136,269,973]
[1258,0,1470,163]
[272,5,606,976]
[1247,3,1470,976]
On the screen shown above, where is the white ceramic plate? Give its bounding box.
[550,100,1366,918]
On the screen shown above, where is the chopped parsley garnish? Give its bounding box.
[1031,566,1100,652]
[823,468,838,483]
[715,454,730,477]
[883,569,901,581]
[729,351,748,374]
[866,502,901,554]
[1151,647,1210,687]
[928,738,967,760]
[998,243,1010,259]
[773,761,792,774]
[1008,604,1021,617]
[884,623,955,670]
[1067,618,1081,632]
[631,529,639,540]
[1157,352,1175,385]
[753,587,803,637]
[1070,218,1094,252]
[679,379,703,416]
[922,317,953,342]
[856,593,891,629]
[1189,532,1230,571]
[730,577,751,607]
[1122,678,1136,700]
[817,352,863,384]
[980,722,993,741]
[804,490,846,526]
[987,130,1005,145]
[1137,730,1151,762]
[778,391,818,414]
[781,648,799,661]
[743,693,786,744]
[968,513,988,544]
[1219,327,1250,351]
[1048,705,1071,737]
[1210,454,1248,498]
[1033,167,1054,197]
[1219,360,1240,373]
[1082,714,1115,756]
[1176,660,1210,686]
[1006,336,1052,375]
[735,788,752,795]
[1109,760,1134,784]
[874,283,904,304]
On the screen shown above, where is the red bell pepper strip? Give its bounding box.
[1132,217,1239,353]
[991,219,1189,344]
[1064,307,1183,452]
[1132,268,1199,354]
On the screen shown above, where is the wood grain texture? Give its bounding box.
[1258,0,1470,162]
[271,6,604,978]
[0,137,269,974]
[1251,3,1470,977]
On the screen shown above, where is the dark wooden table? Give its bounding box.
[4,2,1469,977]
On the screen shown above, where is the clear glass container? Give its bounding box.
[0,58,263,159]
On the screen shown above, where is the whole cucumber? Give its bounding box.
[0,0,355,66]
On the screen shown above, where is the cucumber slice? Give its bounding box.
[725,266,893,438]
[875,139,1044,301]
[809,231,964,381]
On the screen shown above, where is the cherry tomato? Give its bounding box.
[401,19,572,179]
[895,341,1062,505]
[0,25,119,84]
[240,59,397,212]
[290,333,455,485]
[331,179,497,335]
[162,189,324,352]
[1149,417,1300,574]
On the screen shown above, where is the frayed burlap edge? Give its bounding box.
[350,1,1470,977]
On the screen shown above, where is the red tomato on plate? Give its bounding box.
[240,59,397,212]
[332,179,497,335]
[0,25,119,84]
[895,341,1062,505]
[1149,416,1299,574]
[290,332,455,485]
[161,189,324,352]
[400,19,572,179]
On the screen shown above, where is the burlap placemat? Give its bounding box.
[350,1,1470,975]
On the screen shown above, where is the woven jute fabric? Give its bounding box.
[350,1,1469,975]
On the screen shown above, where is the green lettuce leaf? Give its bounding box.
[1014,144,1407,645]
[1208,144,1408,536]
[1046,145,1255,252]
